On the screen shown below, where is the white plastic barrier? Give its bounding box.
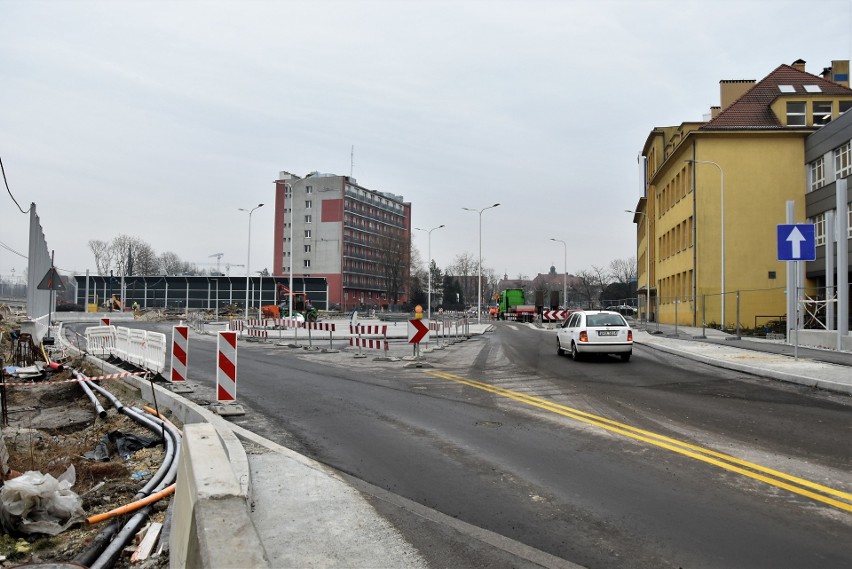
[114,327,130,361]
[128,328,148,367]
[145,332,167,374]
[84,325,117,358]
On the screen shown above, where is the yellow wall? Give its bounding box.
[647,131,809,328]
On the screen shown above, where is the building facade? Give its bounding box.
[636,59,852,329]
[804,107,852,331]
[273,171,411,312]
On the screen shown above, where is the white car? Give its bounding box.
[556,310,633,362]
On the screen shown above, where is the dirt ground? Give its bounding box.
[1,319,175,567]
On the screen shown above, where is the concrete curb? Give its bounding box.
[636,339,852,395]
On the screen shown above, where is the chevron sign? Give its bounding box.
[542,310,568,321]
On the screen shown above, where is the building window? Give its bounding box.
[305,215,312,223]
[304,259,311,268]
[841,101,852,114]
[306,186,313,194]
[810,156,825,191]
[813,101,832,125]
[836,142,852,178]
[786,102,806,126]
[305,230,312,239]
[305,200,312,208]
[813,213,826,246]
[304,245,311,253]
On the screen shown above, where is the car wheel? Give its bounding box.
[557,338,564,356]
[620,352,631,362]
[571,342,582,361]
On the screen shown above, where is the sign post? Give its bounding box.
[406,317,430,368]
[777,223,816,360]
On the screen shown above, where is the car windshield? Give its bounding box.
[586,314,626,327]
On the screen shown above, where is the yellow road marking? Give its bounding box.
[425,370,852,513]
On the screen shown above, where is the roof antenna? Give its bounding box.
[350,145,355,178]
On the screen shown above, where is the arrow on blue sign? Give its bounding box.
[777,224,816,261]
[786,226,806,258]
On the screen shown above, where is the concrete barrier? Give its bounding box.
[171,423,268,569]
[796,329,852,351]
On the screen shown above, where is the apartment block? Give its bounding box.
[273,171,411,312]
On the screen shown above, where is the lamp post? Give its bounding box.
[625,209,651,324]
[686,159,725,329]
[462,203,500,324]
[239,203,264,320]
[414,224,445,318]
[549,238,567,310]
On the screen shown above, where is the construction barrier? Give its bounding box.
[429,321,444,349]
[128,329,147,368]
[100,317,110,327]
[114,326,130,361]
[349,325,389,358]
[303,322,336,351]
[217,331,238,402]
[145,332,167,374]
[84,325,116,358]
[84,325,167,377]
[171,326,188,382]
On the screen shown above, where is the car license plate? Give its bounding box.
[597,330,618,336]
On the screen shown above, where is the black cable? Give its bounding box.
[0,155,30,214]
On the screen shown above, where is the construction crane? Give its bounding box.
[209,253,224,274]
[225,263,245,276]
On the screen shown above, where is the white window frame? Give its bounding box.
[304,259,311,268]
[304,244,311,253]
[305,229,312,239]
[836,142,852,178]
[813,213,826,246]
[305,200,312,208]
[304,215,312,224]
[810,157,825,191]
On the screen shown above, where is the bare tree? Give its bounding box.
[133,242,159,275]
[158,251,183,275]
[376,228,410,307]
[446,252,478,304]
[609,257,637,285]
[88,240,113,275]
[571,269,599,309]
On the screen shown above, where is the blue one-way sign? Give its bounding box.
[777,224,816,261]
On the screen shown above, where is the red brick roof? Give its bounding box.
[701,64,852,130]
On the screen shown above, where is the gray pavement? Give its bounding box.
[237,320,850,568]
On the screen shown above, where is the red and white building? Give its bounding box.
[273,171,412,312]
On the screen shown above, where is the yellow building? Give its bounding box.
[636,59,852,330]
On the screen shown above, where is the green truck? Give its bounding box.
[497,288,537,322]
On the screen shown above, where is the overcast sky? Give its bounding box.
[2,0,851,284]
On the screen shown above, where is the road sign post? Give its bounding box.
[777,223,815,360]
[406,318,430,368]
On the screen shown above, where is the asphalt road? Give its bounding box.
[68,320,852,569]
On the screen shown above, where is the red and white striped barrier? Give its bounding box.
[350,324,387,335]
[247,328,268,340]
[216,331,238,403]
[228,320,245,332]
[348,337,389,351]
[542,310,568,321]
[303,321,337,350]
[171,325,188,382]
[349,324,389,358]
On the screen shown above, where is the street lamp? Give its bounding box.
[239,203,264,320]
[686,159,725,329]
[625,209,651,324]
[414,224,445,318]
[462,203,500,324]
[549,238,567,310]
